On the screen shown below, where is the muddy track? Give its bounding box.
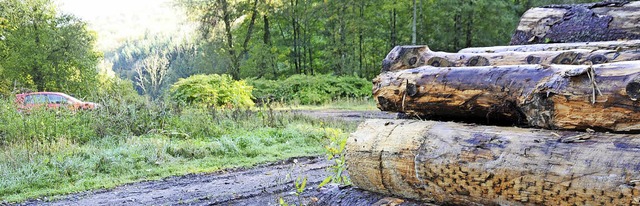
[15,110,429,206]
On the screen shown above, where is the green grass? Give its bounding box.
[270,98,378,111]
[0,98,357,202]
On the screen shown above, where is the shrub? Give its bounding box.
[249,74,372,105]
[170,74,254,109]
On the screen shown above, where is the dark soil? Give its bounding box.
[13,110,429,206]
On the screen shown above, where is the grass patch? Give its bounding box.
[0,98,358,202]
[271,98,377,111]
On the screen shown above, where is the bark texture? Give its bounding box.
[459,40,640,53]
[383,45,640,72]
[374,61,640,131]
[315,184,431,206]
[347,119,640,206]
[511,1,640,45]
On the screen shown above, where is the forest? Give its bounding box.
[0,0,600,100]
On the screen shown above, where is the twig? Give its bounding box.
[585,63,602,104]
[402,80,408,111]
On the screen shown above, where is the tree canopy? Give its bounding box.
[0,0,99,96]
[170,0,601,81]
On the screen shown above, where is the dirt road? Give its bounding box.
[17,110,427,206]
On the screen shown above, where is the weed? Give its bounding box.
[0,96,357,202]
[319,128,351,188]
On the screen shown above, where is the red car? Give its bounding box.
[15,92,100,111]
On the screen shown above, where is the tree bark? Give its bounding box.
[411,0,416,45]
[459,39,640,53]
[382,45,640,72]
[316,184,430,206]
[511,1,640,45]
[347,119,640,206]
[374,61,640,131]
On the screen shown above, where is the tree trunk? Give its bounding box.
[389,9,397,50]
[374,61,640,131]
[511,1,640,45]
[459,39,640,53]
[347,119,640,206]
[382,45,640,72]
[411,0,416,45]
[290,0,300,74]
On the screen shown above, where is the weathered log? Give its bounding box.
[511,1,640,45]
[382,45,640,72]
[459,40,640,53]
[315,184,430,206]
[347,119,640,206]
[374,61,640,131]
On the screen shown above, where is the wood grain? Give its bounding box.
[459,40,640,53]
[383,45,640,72]
[348,119,640,206]
[374,61,640,131]
[511,1,640,45]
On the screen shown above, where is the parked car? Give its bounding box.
[15,92,100,111]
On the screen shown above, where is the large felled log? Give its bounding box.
[374,61,640,131]
[382,45,640,72]
[511,1,640,45]
[459,40,640,53]
[347,119,640,206]
[315,184,430,206]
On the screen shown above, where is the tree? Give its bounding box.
[133,52,170,99]
[178,0,260,80]
[0,0,99,96]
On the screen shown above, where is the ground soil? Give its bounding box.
[12,110,430,206]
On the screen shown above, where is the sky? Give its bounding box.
[54,0,191,51]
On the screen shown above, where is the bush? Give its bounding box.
[249,74,372,105]
[170,74,254,109]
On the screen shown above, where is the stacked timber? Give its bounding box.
[348,1,640,205]
[459,40,640,53]
[383,45,640,72]
[510,1,640,45]
[347,119,640,206]
[374,61,640,131]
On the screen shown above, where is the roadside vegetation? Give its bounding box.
[0,92,357,202]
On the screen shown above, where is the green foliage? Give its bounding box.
[108,34,197,99]
[172,0,600,82]
[0,96,358,202]
[0,0,100,96]
[250,74,372,105]
[170,74,255,109]
[319,128,351,187]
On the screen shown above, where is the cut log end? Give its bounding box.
[626,81,640,101]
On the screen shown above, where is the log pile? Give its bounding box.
[374,61,640,131]
[347,119,640,206]
[459,40,640,53]
[347,1,640,205]
[383,45,640,72]
[510,1,640,45]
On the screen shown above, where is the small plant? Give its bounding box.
[319,128,351,187]
[170,74,255,109]
[294,176,307,205]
